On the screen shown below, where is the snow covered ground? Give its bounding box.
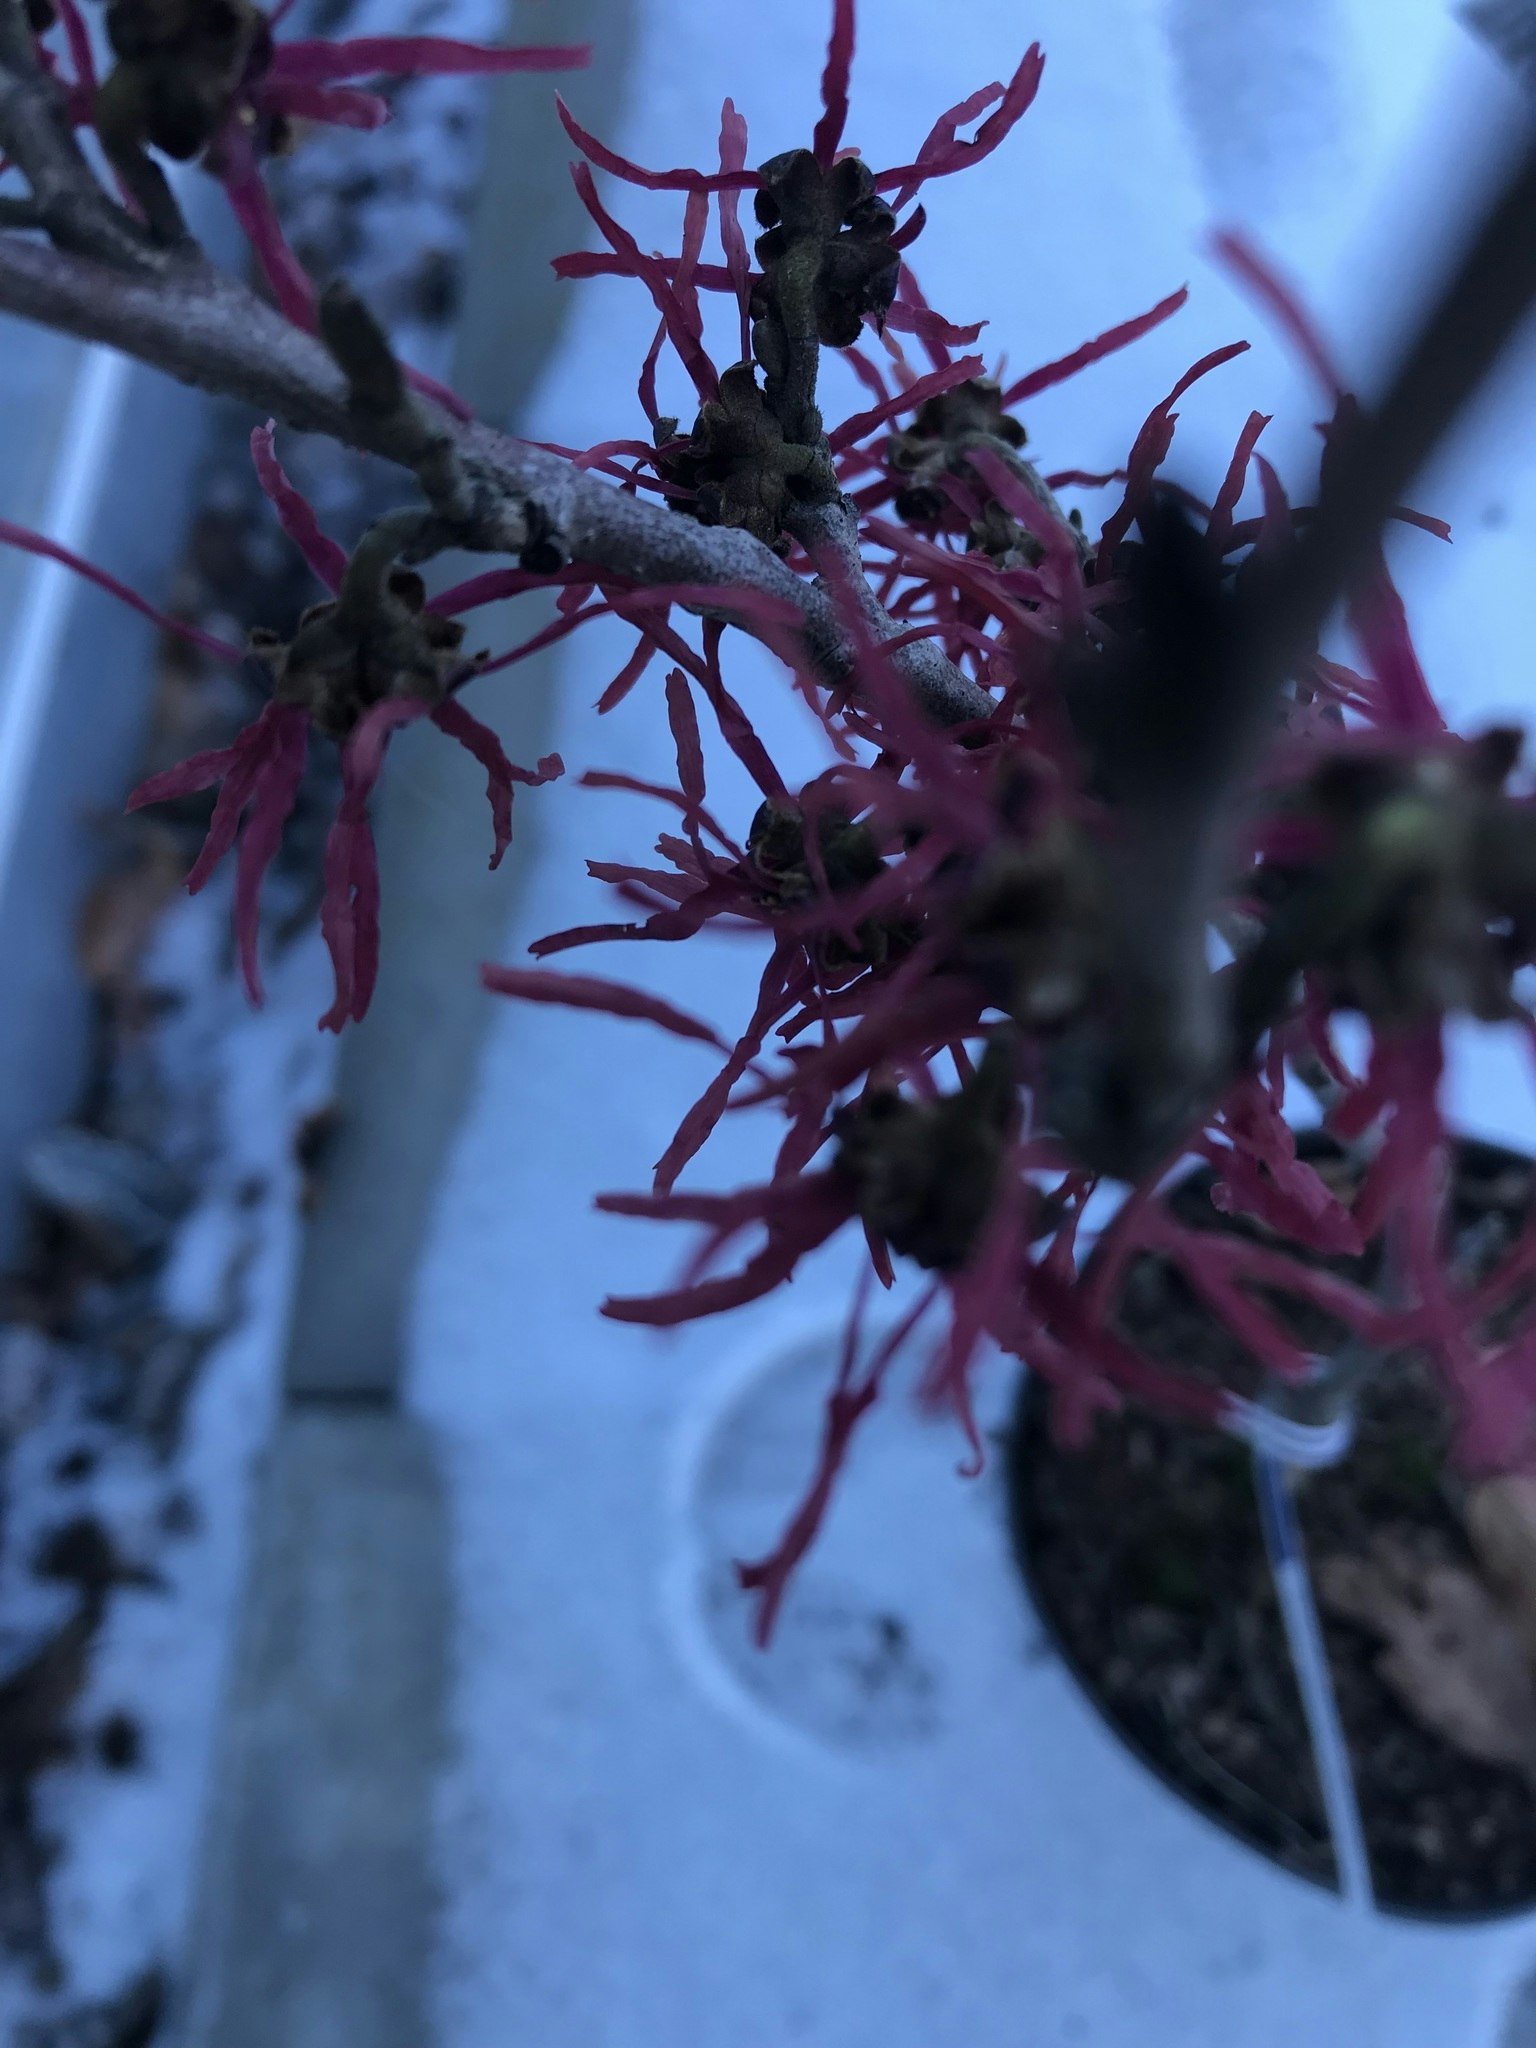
[408,2,1536,2043]
[0,0,512,2028]
[0,901,339,2042]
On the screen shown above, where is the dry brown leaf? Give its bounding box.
[1317,1533,1536,1786]
[1468,1474,1536,1670]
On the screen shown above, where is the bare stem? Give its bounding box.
[0,229,986,720]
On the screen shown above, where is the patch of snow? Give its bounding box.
[2,0,520,2019]
[0,890,337,2037]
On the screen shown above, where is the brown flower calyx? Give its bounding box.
[747,792,913,973]
[954,812,1109,1031]
[251,564,475,741]
[888,377,1025,519]
[887,375,1086,566]
[751,147,899,450]
[833,1032,1018,1272]
[516,500,565,576]
[1234,726,1536,1044]
[655,363,834,552]
[97,0,277,164]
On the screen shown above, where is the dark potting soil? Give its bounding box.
[1006,1136,1536,1918]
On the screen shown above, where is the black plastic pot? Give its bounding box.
[1004,1131,1536,1922]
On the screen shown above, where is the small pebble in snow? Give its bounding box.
[412,249,462,323]
[294,1104,343,1212]
[16,1964,166,2048]
[21,1129,191,1274]
[34,1516,162,1595]
[96,1711,143,1772]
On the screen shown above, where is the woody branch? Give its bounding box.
[0,0,990,725]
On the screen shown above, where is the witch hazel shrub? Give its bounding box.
[7,0,1536,1643]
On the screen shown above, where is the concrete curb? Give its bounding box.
[174,1410,451,2048]
[283,0,637,1404]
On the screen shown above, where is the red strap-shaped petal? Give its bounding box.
[1002,285,1189,408]
[812,0,856,167]
[271,36,591,84]
[250,423,347,593]
[430,696,562,869]
[482,963,729,1047]
[233,706,310,1003]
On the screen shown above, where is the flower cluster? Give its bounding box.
[490,2,1536,1638]
[10,0,1536,1648]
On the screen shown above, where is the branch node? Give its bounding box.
[517,499,564,575]
[319,278,408,421]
